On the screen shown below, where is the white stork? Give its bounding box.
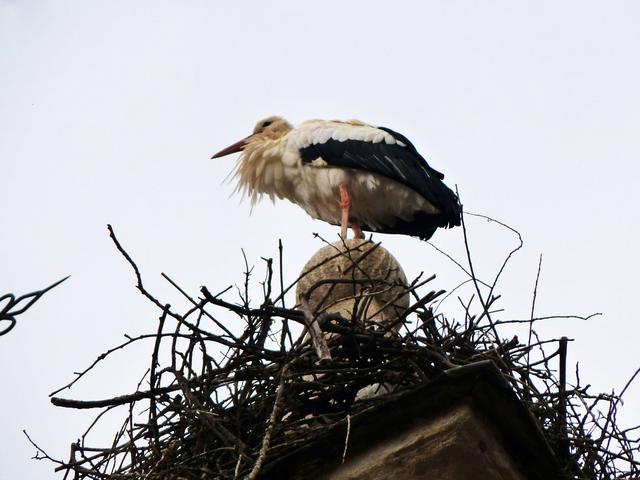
[212,116,461,240]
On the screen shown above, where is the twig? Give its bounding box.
[342,414,351,464]
[246,365,289,480]
[299,295,332,363]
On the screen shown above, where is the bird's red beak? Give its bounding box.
[211,135,252,159]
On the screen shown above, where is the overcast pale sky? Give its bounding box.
[2,1,639,478]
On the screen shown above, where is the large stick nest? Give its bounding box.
[29,219,639,480]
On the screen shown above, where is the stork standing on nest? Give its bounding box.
[212,117,461,240]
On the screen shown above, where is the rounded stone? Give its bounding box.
[295,239,409,330]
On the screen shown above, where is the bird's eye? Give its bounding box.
[262,121,272,129]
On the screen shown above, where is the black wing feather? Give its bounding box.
[299,126,461,237]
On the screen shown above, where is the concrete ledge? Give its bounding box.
[259,362,562,480]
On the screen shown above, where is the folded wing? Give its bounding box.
[297,122,461,237]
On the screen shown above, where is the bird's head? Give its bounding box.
[211,116,292,159]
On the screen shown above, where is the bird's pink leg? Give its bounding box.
[351,221,365,239]
[339,183,351,239]
[339,183,365,239]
